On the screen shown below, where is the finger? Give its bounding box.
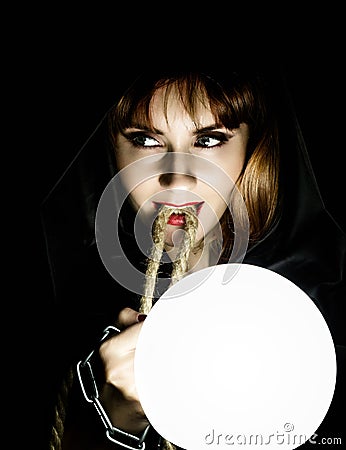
[105,320,144,354]
[116,307,146,330]
[100,321,144,367]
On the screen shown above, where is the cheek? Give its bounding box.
[115,153,129,171]
[198,181,229,212]
[195,185,228,238]
[215,157,245,183]
[128,180,158,211]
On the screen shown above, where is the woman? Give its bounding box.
[41,66,345,449]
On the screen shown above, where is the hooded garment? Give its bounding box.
[40,65,345,449]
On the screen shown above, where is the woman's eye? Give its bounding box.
[131,134,161,148]
[195,135,226,148]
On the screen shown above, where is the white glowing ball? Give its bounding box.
[134,264,336,450]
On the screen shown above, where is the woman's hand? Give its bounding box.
[98,307,149,435]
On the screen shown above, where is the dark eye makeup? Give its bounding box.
[195,132,229,149]
[122,129,234,150]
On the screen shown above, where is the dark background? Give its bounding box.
[10,15,345,449]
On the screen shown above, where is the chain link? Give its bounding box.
[77,325,150,449]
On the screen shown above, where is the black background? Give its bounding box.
[9,13,345,449]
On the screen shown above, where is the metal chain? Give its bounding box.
[76,325,150,449]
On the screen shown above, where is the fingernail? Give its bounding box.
[137,314,147,322]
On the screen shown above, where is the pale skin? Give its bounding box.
[99,87,249,434]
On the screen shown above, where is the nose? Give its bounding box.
[158,152,197,189]
[159,172,197,189]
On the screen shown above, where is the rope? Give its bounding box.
[49,365,74,450]
[139,205,198,450]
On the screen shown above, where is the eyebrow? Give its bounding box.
[124,123,224,135]
[192,124,224,135]
[124,124,164,135]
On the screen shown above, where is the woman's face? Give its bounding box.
[115,87,249,248]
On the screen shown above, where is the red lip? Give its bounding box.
[153,201,204,227]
